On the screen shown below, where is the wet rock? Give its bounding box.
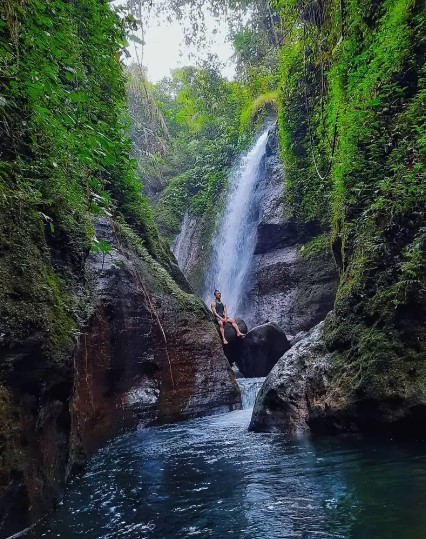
[250,316,426,437]
[289,330,309,347]
[255,223,298,254]
[289,252,338,332]
[249,320,331,432]
[225,322,290,378]
[71,218,241,452]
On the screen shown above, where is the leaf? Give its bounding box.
[35,106,51,118]
[91,238,112,255]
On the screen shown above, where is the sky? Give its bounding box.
[124,6,238,82]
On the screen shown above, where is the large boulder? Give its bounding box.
[225,322,290,377]
[250,316,426,438]
[249,320,331,432]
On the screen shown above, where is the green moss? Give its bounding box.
[0,386,21,474]
[274,0,426,400]
[115,218,209,316]
[240,92,279,132]
[298,233,330,259]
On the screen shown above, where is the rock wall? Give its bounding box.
[240,126,338,335]
[172,210,207,292]
[0,218,240,538]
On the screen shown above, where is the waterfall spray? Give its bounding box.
[203,130,269,315]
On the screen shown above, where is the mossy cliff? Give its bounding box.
[274,0,426,429]
[0,2,240,536]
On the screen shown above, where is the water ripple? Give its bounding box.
[30,406,426,539]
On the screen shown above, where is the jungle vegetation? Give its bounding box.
[126,0,426,399]
[1,0,425,402]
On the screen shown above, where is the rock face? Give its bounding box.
[171,210,212,293]
[240,125,338,335]
[224,322,290,378]
[172,211,204,285]
[0,218,240,537]
[250,316,426,438]
[249,321,331,432]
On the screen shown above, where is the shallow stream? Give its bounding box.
[29,379,426,538]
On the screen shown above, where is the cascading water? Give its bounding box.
[238,377,265,409]
[203,130,269,315]
[172,210,197,273]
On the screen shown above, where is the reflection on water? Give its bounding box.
[30,405,426,539]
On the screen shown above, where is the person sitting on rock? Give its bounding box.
[211,290,245,345]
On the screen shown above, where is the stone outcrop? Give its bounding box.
[250,316,426,438]
[249,321,331,432]
[171,211,212,293]
[0,218,240,538]
[224,322,290,378]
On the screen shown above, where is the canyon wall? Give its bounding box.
[0,223,239,539]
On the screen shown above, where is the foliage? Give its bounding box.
[121,0,276,61]
[138,65,251,239]
[299,233,329,259]
[273,0,426,395]
[240,91,279,132]
[0,0,168,357]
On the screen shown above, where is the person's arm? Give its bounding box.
[223,304,228,322]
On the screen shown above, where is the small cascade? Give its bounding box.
[238,377,265,409]
[172,210,197,272]
[202,130,269,315]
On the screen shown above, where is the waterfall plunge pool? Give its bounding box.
[29,378,426,539]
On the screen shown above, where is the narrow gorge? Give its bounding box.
[1,0,425,538]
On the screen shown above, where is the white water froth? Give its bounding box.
[203,130,268,315]
[238,377,265,409]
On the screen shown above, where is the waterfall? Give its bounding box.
[238,377,266,409]
[202,130,268,315]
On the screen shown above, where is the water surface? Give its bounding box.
[30,381,426,539]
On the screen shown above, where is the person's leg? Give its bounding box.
[218,320,228,344]
[229,318,245,337]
